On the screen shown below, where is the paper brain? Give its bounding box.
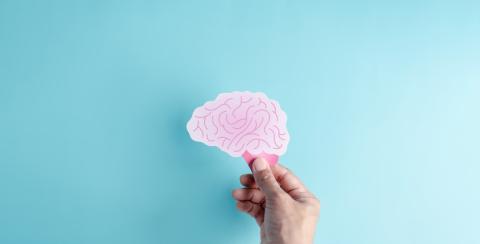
[186,91,290,161]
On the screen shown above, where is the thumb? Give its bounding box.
[252,157,285,200]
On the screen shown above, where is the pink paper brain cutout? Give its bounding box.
[186,91,290,158]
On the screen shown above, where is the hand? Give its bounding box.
[232,157,320,244]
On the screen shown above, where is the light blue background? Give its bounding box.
[1,1,479,243]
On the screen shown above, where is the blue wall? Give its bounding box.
[1,1,479,243]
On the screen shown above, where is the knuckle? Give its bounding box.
[246,203,255,213]
[247,190,256,200]
[258,171,273,182]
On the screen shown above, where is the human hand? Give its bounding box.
[232,158,320,244]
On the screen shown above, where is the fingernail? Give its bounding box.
[253,157,268,171]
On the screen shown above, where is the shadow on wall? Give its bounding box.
[148,90,251,243]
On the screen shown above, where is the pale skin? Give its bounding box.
[232,157,320,244]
